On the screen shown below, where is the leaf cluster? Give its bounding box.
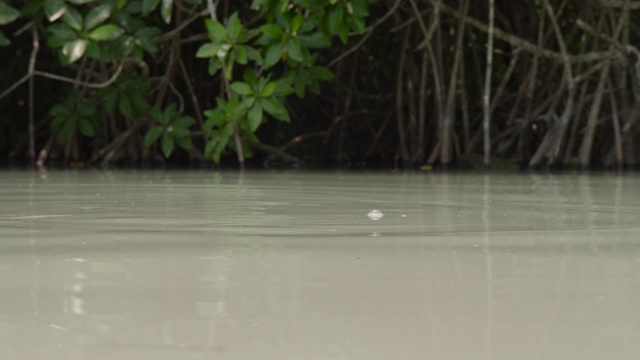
[0,0,373,164]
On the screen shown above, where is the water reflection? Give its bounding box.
[0,171,639,359]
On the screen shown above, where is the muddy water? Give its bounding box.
[0,170,639,359]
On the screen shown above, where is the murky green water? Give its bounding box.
[1,170,639,359]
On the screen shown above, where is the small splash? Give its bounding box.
[367,209,384,220]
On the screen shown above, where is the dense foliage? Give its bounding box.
[0,0,370,167]
[2,0,640,170]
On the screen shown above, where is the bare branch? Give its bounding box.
[328,0,402,67]
[595,0,640,9]
[32,61,125,89]
[424,0,624,64]
[483,0,495,167]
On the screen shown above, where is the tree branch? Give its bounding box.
[327,0,402,67]
[424,0,624,64]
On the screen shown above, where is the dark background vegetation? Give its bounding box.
[1,0,639,170]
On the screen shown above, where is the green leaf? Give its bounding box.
[261,81,277,97]
[135,26,162,40]
[260,24,283,39]
[104,92,117,116]
[204,109,226,129]
[208,58,223,75]
[47,24,78,47]
[22,0,45,15]
[299,32,330,48]
[230,82,253,96]
[224,95,240,115]
[84,39,101,58]
[161,133,174,157]
[264,42,284,68]
[235,45,247,64]
[149,107,163,123]
[243,69,258,87]
[247,104,262,131]
[118,95,133,117]
[130,92,148,112]
[170,127,189,138]
[196,43,222,58]
[62,39,88,63]
[87,24,121,40]
[310,66,334,80]
[279,0,290,12]
[116,0,127,10]
[212,136,227,163]
[224,57,235,79]
[350,0,369,17]
[204,138,217,160]
[327,5,344,34]
[58,119,75,143]
[204,19,227,42]
[226,12,241,40]
[245,46,263,64]
[287,37,302,62]
[238,97,255,111]
[144,126,163,146]
[291,14,303,33]
[172,116,195,129]
[261,97,289,122]
[0,31,10,46]
[175,136,193,150]
[134,27,160,52]
[77,118,95,137]
[77,100,95,117]
[271,76,294,96]
[338,22,349,44]
[51,116,65,131]
[294,79,305,98]
[141,0,160,16]
[163,103,178,120]
[84,4,111,31]
[62,6,83,30]
[0,2,20,25]
[160,0,172,24]
[45,0,66,22]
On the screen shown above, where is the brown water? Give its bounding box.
[1,170,639,359]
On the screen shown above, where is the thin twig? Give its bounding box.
[395,27,410,162]
[28,27,40,162]
[33,62,125,88]
[328,31,372,67]
[279,131,326,152]
[179,58,206,133]
[542,0,575,162]
[155,9,209,42]
[207,0,218,22]
[13,20,34,37]
[491,48,521,111]
[168,81,185,112]
[327,0,402,67]
[575,19,629,54]
[608,77,623,167]
[244,138,301,164]
[414,0,440,50]
[578,62,610,167]
[424,0,623,64]
[483,0,495,167]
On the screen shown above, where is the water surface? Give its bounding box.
[1,170,639,359]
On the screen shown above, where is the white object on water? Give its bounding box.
[367,209,384,220]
